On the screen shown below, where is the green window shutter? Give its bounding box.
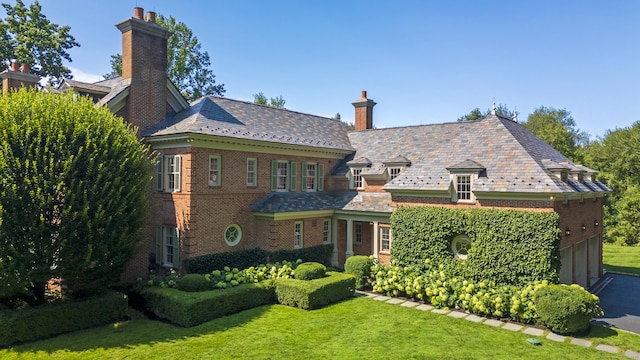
[290,161,297,191]
[173,227,180,267]
[271,160,278,191]
[155,227,163,265]
[318,163,324,191]
[156,156,163,191]
[174,155,182,192]
[301,162,308,192]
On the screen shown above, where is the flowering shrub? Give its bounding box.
[370,259,548,323]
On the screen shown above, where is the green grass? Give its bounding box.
[1,296,636,359]
[603,243,640,275]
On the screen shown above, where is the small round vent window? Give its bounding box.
[451,235,471,260]
[224,224,242,246]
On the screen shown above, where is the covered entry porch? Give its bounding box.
[330,211,392,268]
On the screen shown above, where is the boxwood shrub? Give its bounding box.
[294,262,326,280]
[142,283,274,327]
[345,255,373,290]
[177,274,211,292]
[0,291,128,347]
[268,244,333,265]
[391,206,561,286]
[534,284,603,334]
[275,271,355,310]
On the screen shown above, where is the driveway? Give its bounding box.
[592,273,640,334]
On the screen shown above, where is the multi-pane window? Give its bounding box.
[389,167,402,180]
[355,223,362,244]
[247,158,257,186]
[157,155,181,192]
[156,226,179,267]
[271,160,297,191]
[305,163,316,190]
[209,155,221,186]
[456,175,472,201]
[380,227,391,252]
[323,219,330,243]
[294,221,304,249]
[351,168,363,189]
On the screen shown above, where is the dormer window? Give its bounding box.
[389,167,402,180]
[383,155,410,182]
[351,168,363,189]
[446,159,484,204]
[456,175,472,201]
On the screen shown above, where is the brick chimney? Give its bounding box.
[0,61,40,95]
[352,90,376,130]
[116,7,171,132]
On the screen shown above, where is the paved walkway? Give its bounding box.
[593,273,640,335]
[357,291,640,359]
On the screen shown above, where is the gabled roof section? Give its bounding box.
[383,155,411,166]
[144,96,354,152]
[347,156,372,166]
[342,114,605,195]
[57,79,111,95]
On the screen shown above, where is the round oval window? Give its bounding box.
[451,235,471,260]
[224,224,242,246]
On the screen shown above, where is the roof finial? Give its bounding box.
[491,101,496,115]
[513,109,518,123]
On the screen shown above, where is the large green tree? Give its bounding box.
[105,14,224,101]
[583,122,640,245]
[0,0,79,86]
[0,89,153,306]
[522,106,588,162]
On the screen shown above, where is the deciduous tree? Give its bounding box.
[253,92,286,108]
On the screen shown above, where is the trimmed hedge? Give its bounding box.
[294,262,326,280]
[142,283,274,327]
[391,207,561,286]
[177,274,211,292]
[275,271,355,310]
[0,291,128,347]
[345,255,373,290]
[534,284,603,334]
[184,245,333,274]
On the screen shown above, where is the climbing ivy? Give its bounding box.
[390,207,561,286]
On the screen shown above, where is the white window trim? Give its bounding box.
[387,166,403,181]
[355,223,363,244]
[452,173,475,203]
[323,219,331,244]
[209,155,221,187]
[224,224,242,247]
[246,158,257,187]
[277,160,289,191]
[380,226,391,252]
[294,221,304,249]
[304,162,317,191]
[163,155,181,193]
[350,167,364,190]
[156,226,180,268]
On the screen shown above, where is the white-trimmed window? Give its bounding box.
[209,155,221,186]
[355,223,363,244]
[455,175,472,202]
[294,221,304,249]
[350,168,363,189]
[271,160,297,191]
[157,155,181,192]
[389,167,402,181]
[323,219,331,243]
[302,162,325,191]
[224,224,242,246]
[155,226,180,267]
[380,227,391,252]
[246,158,257,186]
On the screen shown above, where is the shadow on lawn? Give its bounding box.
[9,304,272,354]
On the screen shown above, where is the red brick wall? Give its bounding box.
[555,197,603,249]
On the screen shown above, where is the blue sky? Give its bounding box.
[18,1,640,139]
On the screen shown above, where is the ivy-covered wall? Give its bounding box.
[390,207,561,286]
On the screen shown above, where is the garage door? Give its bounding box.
[559,246,573,285]
[574,240,588,288]
[588,236,601,287]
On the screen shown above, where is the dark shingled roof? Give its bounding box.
[339,115,603,195]
[251,191,393,213]
[144,96,354,152]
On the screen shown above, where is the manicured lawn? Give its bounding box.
[603,243,640,275]
[1,296,635,359]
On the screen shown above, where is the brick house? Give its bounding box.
[0,7,609,288]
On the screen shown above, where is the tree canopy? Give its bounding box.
[457,104,515,122]
[253,92,286,108]
[0,0,79,86]
[0,89,153,306]
[105,14,224,102]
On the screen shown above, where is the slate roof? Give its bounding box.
[340,115,604,195]
[143,96,354,152]
[251,191,393,213]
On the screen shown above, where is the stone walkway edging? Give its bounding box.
[356,290,637,358]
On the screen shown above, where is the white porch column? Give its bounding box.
[346,219,354,260]
[331,218,339,267]
[373,221,379,259]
